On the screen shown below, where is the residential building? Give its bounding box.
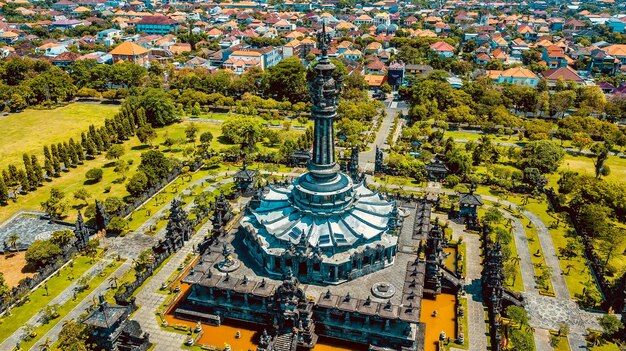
[490,66,539,87]
[109,41,150,66]
[430,41,455,58]
[97,28,122,46]
[540,66,585,87]
[136,15,178,35]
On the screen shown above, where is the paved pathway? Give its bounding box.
[0,258,114,350]
[132,226,206,351]
[360,105,406,172]
[28,261,130,350]
[534,328,553,351]
[462,233,489,351]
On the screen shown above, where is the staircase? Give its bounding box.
[272,332,297,351]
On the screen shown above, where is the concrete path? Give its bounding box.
[132,226,206,351]
[28,261,130,350]
[360,105,406,171]
[462,233,489,351]
[0,258,113,350]
[534,328,553,351]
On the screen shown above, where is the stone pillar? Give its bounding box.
[333,266,338,281]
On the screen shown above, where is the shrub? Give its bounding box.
[85,168,103,183]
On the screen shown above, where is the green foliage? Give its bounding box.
[521,140,564,174]
[51,229,74,248]
[57,320,90,351]
[85,167,103,183]
[25,240,61,268]
[138,150,170,187]
[105,144,125,160]
[40,187,69,218]
[221,115,264,150]
[124,88,176,127]
[126,171,149,197]
[107,216,128,235]
[598,314,623,337]
[264,56,308,103]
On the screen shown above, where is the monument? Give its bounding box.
[175,25,435,351]
[240,24,398,283]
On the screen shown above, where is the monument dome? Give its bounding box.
[241,24,398,283]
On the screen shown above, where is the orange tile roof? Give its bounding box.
[500,66,538,79]
[109,41,148,56]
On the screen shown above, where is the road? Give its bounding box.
[360,99,408,172]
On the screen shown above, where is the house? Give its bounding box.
[283,39,300,58]
[225,50,264,71]
[109,41,149,66]
[97,28,121,46]
[363,74,386,89]
[540,66,585,87]
[342,48,362,61]
[353,14,373,25]
[51,51,81,67]
[274,19,295,32]
[405,64,433,76]
[607,18,626,33]
[51,19,84,30]
[0,31,19,44]
[136,15,178,35]
[542,45,569,68]
[365,59,386,75]
[491,66,539,87]
[373,12,391,26]
[387,60,405,89]
[429,41,455,58]
[39,43,69,57]
[365,41,383,54]
[597,81,616,94]
[52,0,78,12]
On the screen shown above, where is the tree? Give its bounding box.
[592,144,610,179]
[104,196,124,213]
[483,208,504,224]
[138,150,170,186]
[509,329,534,351]
[0,273,9,298]
[57,320,90,351]
[185,122,199,144]
[7,233,19,251]
[25,240,61,268]
[124,88,176,127]
[105,144,125,160]
[41,187,69,218]
[126,171,149,197]
[199,131,213,145]
[221,116,264,150]
[85,167,103,183]
[598,314,623,337]
[136,124,157,146]
[0,177,8,204]
[106,216,128,235]
[521,140,564,174]
[73,188,91,205]
[506,305,529,329]
[571,132,592,153]
[263,56,308,103]
[51,229,74,248]
[114,159,130,180]
[380,83,392,94]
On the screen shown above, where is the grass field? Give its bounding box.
[0,104,119,167]
[547,153,626,186]
[0,113,304,225]
[0,253,98,342]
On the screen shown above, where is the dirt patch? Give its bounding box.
[0,252,34,287]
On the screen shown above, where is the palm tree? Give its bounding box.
[108,277,118,288]
[565,264,575,275]
[7,233,19,251]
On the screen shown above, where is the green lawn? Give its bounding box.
[0,104,119,167]
[444,130,526,145]
[548,153,626,186]
[590,342,622,351]
[0,114,304,225]
[0,253,99,342]
[21,259,123,350]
